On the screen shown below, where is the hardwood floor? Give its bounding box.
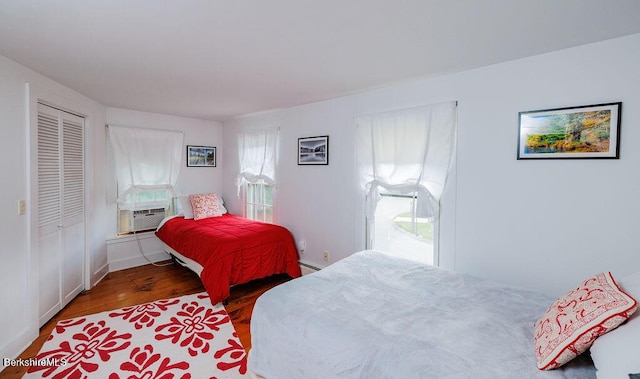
[0,261,291,378]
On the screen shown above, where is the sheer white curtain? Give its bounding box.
[356,101,457,251]
[237,129,278,192]
[108,125,184,208]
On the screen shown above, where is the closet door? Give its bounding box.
[37,104,63,325]
[37,103,85,326]
[61,111,85,305]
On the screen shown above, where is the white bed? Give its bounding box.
[249,250,596,379]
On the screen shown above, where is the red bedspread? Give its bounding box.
[155,214,301,303]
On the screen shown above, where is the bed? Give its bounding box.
[249,250,598,379]
[155,213,301,304]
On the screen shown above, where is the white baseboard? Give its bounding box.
[0,325,37,366]
[299,262,321,276]
[91,261,109,288]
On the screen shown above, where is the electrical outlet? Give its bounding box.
[18,200,26,215]
[323,251,329,262]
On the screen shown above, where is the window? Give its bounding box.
[356,102,456,265]
[246,181,273,223]
[237,128,278,222]
[119,187,170,209]
[373,192,435,264]
[108,125,183,234]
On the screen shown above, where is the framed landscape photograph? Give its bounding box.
[517,102,621,159]
[187,145,216,167]
[298,135,329,165]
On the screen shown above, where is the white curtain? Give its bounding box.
[108,125,184,207]
[237,129,278,192]
[356,101,457,246]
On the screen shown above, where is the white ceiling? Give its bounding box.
[1,0,639,121]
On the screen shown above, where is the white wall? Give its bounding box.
[105,108,223,270]
[0,55,108,362]
[221,33,640,297]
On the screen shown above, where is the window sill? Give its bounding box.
[107,230,157,244]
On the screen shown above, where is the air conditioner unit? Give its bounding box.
[121,207,166,232]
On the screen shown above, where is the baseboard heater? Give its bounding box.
[299,262,321,276]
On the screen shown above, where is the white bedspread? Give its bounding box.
[249,250,595,379]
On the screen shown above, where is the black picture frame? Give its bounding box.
[517,102,621,159]
[186,145,216,167]
[298,136,329,165]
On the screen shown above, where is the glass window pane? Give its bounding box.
[247,184,255,204]
[264,185,273,206]
[264,206,273,223]
[246,182,274,223]
[373,193,434,264]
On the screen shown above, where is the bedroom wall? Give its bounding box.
[105,108,224,270]
[0,54,108,362]
[221,33,640,297]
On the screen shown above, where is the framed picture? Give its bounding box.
[517,102,621,159]
[298,135,329,165]
[186,145,216,167]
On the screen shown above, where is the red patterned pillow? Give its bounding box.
[534,272,637,370]
[189,193,223,220]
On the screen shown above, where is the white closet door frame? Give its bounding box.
[26,84,90,333]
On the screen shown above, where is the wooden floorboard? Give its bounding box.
[0,261,291,378]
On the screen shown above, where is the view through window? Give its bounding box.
[373,191,434,264]
[246,182,273,223]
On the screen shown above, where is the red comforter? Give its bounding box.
[155,214,301,303]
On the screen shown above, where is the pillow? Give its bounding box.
[534,272,637,370]
[189,193,223,220]
[590,271,640,379]
[218,197,228,214]
[180,193,227,219]
[179,196,194,219]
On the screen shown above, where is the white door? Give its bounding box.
[61,112,85,305]
[37,103,85,326]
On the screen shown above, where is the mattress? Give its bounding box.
[249,250,596,379]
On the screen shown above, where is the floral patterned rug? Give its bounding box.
[24,292,248,378]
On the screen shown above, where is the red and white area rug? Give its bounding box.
[24,292,248,378]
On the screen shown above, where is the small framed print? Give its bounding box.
[517,102,621,159]
[187,145,216,167]
[298,135,329,165]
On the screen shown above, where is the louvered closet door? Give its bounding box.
[61,110,85,306]
[37,103,85,326]
[37,104,62,325]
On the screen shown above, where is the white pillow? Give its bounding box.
[179,194,227,219]
[218,196,228,214]
[179,196,194,219]
[590,271,640,379]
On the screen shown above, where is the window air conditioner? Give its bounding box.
[127,207,166,232]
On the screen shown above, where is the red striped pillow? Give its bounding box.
[534,272,637,370]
